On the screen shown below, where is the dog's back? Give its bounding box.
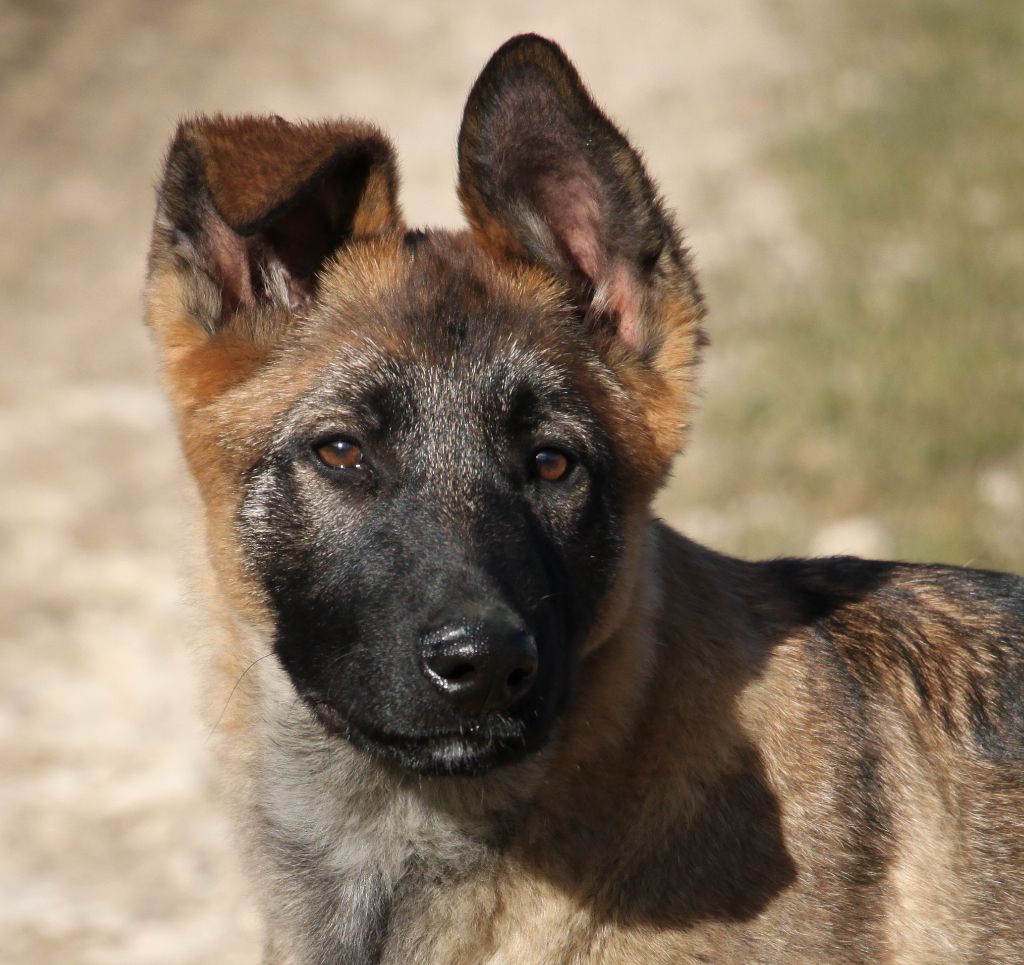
[144,33,1024,964]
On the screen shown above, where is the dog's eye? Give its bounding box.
[314,438,365,470]
[533,448,573,482]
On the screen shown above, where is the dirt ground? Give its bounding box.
[1,1,1018,962]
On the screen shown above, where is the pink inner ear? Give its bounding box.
[532,172,602,282]
[599,260,646,352]
[203,206,254,317]
[533,169,645,351]
[535,170,605,283]
[199,188,332,321]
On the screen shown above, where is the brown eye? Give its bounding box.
[533,448,572,482]
[315,439,364,470]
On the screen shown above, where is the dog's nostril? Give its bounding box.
[447,662,476,681]
[427,653,479,681]
[507,667,531,690]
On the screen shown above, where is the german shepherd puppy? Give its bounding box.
[145,34,1024,964]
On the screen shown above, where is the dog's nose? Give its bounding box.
[418,616,538,715]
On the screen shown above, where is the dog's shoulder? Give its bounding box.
[758,553,1024,762]
[762,552,1023,626]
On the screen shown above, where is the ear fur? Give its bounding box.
[457,34,703,365]
[149,114,402,332]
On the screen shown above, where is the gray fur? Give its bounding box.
[244,645,546,963]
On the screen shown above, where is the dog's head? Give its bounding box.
[146,35,703,775]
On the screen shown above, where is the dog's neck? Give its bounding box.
[513,522,765,845]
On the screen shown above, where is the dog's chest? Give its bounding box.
[253,710,496,963]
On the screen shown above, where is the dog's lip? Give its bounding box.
[303,692,527,748]
[309,698,347,732]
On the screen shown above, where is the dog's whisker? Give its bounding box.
[204,650,276,744]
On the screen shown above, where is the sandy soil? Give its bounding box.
[0,2,810,960]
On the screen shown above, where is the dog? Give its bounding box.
[144,33,1024,964]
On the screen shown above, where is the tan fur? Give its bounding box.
[180,115,399,232]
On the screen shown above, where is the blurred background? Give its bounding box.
[1,0,1021,960]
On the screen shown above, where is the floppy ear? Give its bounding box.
[145,115,402,412]
[457,34,702,363]
[149,114,402,331]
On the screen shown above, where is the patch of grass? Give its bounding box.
[660,0,1024,571]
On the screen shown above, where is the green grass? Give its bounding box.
[659,0,1024,571]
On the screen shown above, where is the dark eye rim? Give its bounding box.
[531,445,578,483]
[309,434,372,476]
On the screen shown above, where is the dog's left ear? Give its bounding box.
[458,34,703,365]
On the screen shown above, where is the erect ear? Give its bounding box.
[150,114,402,331]
[458,35,703,362]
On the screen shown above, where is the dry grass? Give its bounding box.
[657,0,1024,571]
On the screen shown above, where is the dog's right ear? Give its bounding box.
[145,115,401,406]
[457,36,705,472]
[457,36,702,364]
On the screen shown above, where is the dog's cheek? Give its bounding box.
[243,477,455,730]
[571,492,626,635]
[532,472,627,650]
[235,462,355,682]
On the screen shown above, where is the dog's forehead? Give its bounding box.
[208,233,629,464]
[215,229,624,461]
[283,327,587,445]
[291,231,594,406]
[315,231,564,340]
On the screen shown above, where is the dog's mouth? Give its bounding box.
[305,695,533,776]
